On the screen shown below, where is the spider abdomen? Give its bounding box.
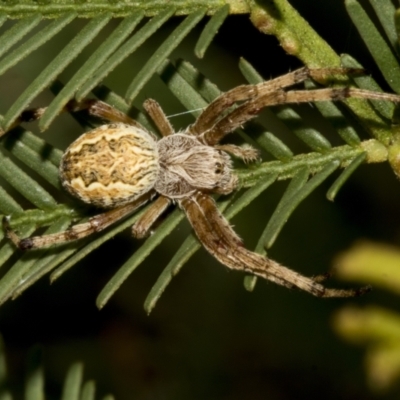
[59,123,159,208]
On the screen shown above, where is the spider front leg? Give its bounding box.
[203,87,400,144]
[255,66,365,94]
[1,98,148,136]
[180,192,370,298]
[4,193,151,250]
[188,67,365,138]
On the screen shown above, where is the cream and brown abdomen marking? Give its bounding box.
[59,123,159,208]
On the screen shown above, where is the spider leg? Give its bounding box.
[203,87,400,144]
[1,99,148,135]
[192,192,243,247]
[4,192,152,250]
[131,195,171,238]
[255,67,365,93]
[67,99,146,128]
[143,99,175,137]
[188,85,257,136]
[180,192,370,298]
[188,67,365,137]
[179,193,304,291]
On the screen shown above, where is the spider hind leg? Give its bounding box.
[3,195,151,250]
[180,192,370,298]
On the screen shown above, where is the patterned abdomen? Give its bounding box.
[59,123,159,208]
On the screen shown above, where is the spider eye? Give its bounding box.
[215,162,222,174]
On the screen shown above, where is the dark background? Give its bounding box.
[1,1,400,398]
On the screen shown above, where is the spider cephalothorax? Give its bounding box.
[5,66,400,298]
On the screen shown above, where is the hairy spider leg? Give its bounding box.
[131,195,171,238]
[181,192,371,298]
[4,192,153,250]
[143,98,175,137]
[1,98,150,136]
[189,67,365,138]
[197,192,243,247]
[203,87,400,144]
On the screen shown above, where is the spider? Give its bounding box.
[3,66,400,298]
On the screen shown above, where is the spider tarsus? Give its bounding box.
[65,99,79,112]
[236,146,260,164]
[2,216,29,250]
[312,272,371,297]
[354,284,373,296]
[312,272,332,283]
[330,67,366,76]
[18,239,34,251]
[320,283,372,298]
[352,68,368,76]
[20,108,44,123]
[65,98,99,115]
[339,67,365,75]
[2,215,9,228]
